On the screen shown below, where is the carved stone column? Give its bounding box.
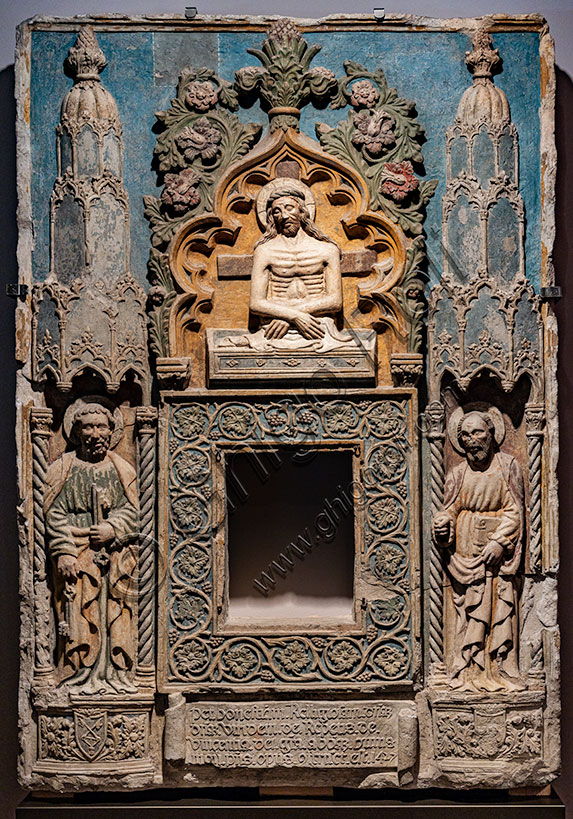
[523,403,546,683]
[136,407,158,677]
[30,407,54,677]
[525,403,545,573]
[425,400,446,677]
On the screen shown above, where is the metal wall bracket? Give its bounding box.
[540,286,562,300]
[374,8,386,21]
[5,283,28,299]
[185,7,197,19]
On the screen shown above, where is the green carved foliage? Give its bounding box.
[144,27,436,357]
[317,61,437,238]
[143,195,189,250]
[146,248,175,358]
[316,60,437,352]
[143,69,260,360]
[235,19,337,132]
[154,67,239,173]
[393,236,428,353]
[145,67,262,250]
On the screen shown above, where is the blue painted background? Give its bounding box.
[30,27,542,290]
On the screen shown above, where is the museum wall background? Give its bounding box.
[0,1,571,814]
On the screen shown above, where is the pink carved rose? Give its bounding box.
[161,169,201,214]
[177,117,221,162]
[309,66,337,98]
[185,80,218,112]
[352,109,396,156]
[311,66,336,81]
[350,79,380,109]
[380,160,419,201]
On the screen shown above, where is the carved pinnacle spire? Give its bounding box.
[65,26,107,82]
[455,25,509,125]
[465,27,501,81]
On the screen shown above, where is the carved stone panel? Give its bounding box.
[418,689,555,789]
[37,709,149,765]
[15,12,557,795]
[181,700,417,776]
[160,391,419,692]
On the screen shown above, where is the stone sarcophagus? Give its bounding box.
[15,13,558,793]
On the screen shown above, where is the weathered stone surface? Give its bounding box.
[160,392,419,692]
[15,13,558,795]
[207,328,377,383]
[181,700,412,770]
[422,22,559,792]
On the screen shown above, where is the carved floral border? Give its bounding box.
[160,394,418,690]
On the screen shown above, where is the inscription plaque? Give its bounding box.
[185,700,409,769]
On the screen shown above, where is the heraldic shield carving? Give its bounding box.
[74,710,107,761]
[15,12,559,797]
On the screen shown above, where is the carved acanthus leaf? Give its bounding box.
[391,235,427,352]
[235,20,337,132]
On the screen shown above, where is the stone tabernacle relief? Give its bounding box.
[15,13,558,793]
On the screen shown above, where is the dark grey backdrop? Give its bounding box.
[0,2,570,815]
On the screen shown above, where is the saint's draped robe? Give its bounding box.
[440,451,525,680]
[44,451,138,679]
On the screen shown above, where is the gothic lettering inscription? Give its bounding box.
[185,700,398,768]
[16,12,558,794]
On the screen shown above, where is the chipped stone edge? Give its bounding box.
[15,19,38,790]
[17,12,548,31]
[540,24,558,570]
[539,23,561,779]
[14,21,164,791]
[416,23,561,789]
